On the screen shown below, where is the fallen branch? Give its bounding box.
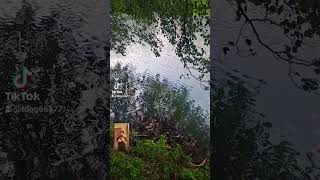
[188,158,207,168]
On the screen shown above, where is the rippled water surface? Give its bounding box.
[111,32,210,113]
[213,0,320,173]
[0,1,108,179]
[216,0,320,155]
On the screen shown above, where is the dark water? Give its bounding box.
[4,0,320,179]
[212,0,320,179]
[0,1,109,179]
[215,0,320,153]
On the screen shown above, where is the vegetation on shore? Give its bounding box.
[110,64,210,180]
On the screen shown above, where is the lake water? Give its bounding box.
[0,1,109,179]
[214,0,320,158]
[111,30,210,115]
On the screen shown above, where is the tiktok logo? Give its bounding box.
[111,73,129,98]
[114,77,123,90]
[4,65,40,102]
[12,65,32,89]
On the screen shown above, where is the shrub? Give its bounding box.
[110,151,145,180]
[110,136,209,180]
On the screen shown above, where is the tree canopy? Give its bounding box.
[111,0,210,80]
[222,0,320,92]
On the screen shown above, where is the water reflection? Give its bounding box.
[213,0,320,179]
[110,0,210,116]
[111,32,210,113]
[111,0,210,77]
[0,1,108,179]
[110,0,210,179]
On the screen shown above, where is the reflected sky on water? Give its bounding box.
[111,31,210,114]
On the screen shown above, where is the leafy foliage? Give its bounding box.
[111,0,210,80]
[110,152,145,180]
[223,0,320,92]
[110,63,137,122]
[110,64,209,179]
[111,136,209,180]
[137,75,209,157]
[111,63,209,160]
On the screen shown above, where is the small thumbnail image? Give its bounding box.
[113,123,129,152]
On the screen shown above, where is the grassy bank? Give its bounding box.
[110,136,209,180]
